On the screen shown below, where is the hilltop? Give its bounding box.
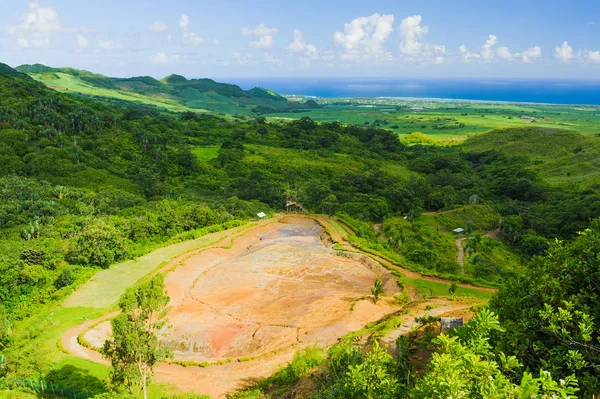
[15,63,319,115]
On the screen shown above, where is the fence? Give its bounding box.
[1,377,92,399]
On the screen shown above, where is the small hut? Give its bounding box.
[441,317,464,332]
[452,227,465,236]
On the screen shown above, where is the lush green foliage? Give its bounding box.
[102,274,172,398]
[2,61,600,398]
[490,218,600,396]
[411,310,579,398]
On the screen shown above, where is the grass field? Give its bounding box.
[266,100,600,142]
[63,223,249,309]
[403,277,493,300]
[192,146,220,162]
[29,72,208,113]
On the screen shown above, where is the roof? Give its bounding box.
[257,212,266,218]
[452,228,465,233]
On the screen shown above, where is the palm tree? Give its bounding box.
[371,277,384,304]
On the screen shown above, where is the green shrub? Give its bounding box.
[66,220,128,268]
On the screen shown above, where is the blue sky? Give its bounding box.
[1,0,600,79]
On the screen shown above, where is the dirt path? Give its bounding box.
[456,237,467,265]
[455,229,501,266]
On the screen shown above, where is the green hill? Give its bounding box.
[462,126,600,190]
[15,63,319,115]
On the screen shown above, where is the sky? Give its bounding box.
[1,0,600,79]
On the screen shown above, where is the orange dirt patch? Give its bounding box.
[84,216,401,397]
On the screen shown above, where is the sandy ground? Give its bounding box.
[78,216,402,397]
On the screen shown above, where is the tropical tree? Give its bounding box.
[102,274,172,399]
[411,309,579,398]
[322,194,339,216]
[345,341,400,399]
[448,281,458,296]
[52,185,69,199]
[371,277,384,304]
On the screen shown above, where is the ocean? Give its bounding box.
[226,77,600,105]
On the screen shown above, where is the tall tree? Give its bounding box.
[102,274,172,399]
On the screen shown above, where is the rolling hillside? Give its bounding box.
[16,63,319,115]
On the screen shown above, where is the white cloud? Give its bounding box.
[242,24,278,48]
[496,46,513,61]
[151,52,183,65]
[232,52,255,65]
[98,39,123,50]
[150,21,168,33]
[333,13,394,62]
[74,34,88,52]
[586,50,600,62]
[179,15,205,46]
[481,34,497,61]
[288,29,318,66]
[212,39,221,46]
[555,41,575,62]
[242,24,278,36]
[250,35,273,48]
[520,46,542,63]
[460,36,541,64]
[6,1,65,48]
[458,44,480,63]
[398,15,444,62]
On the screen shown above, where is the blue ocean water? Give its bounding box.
[226,77,600,105]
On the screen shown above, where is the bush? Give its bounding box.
[54,268,75,289]
[19,249,47,265]
[66,220,128,268]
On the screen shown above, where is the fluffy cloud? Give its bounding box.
[496,46,513,61]
[398,15,444,62]
[150,21,168,33]
[520,46,542,63]
[288,29,318,66]
[458,44,480,63]
[98,39,123,50]
[586,50,600,62]
[242,24,278,48]
[333,13,394,62]
[73,34,88,52]
[555,41,575,62]
[179,15,205,46]
[151,52,183,65]
[460,36,541,63]
[480,34,497,61]
[6,1,65,48]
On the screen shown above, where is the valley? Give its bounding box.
[0,59,598,398]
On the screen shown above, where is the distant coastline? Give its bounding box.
[225,77,600,106]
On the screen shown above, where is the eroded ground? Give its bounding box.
[85,217,400,394]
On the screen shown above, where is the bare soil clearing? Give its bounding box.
[77,216,402,397]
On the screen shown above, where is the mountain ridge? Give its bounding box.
[15,63,318,114]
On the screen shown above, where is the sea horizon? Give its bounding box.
[224,77,600,106]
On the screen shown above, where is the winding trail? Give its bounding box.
[455,229,502,266]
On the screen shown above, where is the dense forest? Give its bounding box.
[1,62,599,398]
